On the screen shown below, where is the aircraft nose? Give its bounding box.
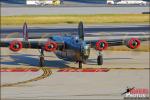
[83,44,90,56]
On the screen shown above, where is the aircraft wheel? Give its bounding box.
[79,61,82,69]
[97,55,103,65]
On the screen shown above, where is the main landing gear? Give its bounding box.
[39,48,45,67]
[79,61,82,69]
[78,52,103,69]
[97,52,103,65]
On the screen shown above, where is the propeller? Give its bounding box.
[9,40,23,52]
[44,41,57,52]
[126,38,141,49]
[96,40,108,51]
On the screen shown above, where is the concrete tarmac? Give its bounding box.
[1,45,149,99]
[1,24,150,34]
[1,24,149,42]
[1,24,149,99]
[1,6,149,16]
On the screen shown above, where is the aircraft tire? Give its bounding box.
[40,56,44,67]
[97,55,103,65]
[79,61,82,69]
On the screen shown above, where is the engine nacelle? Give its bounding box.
[9,40,23,52]
[96,40,108,51]
[126,38,141,49]
[44,41,57,52]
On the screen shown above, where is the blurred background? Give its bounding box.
[1,0,149,6]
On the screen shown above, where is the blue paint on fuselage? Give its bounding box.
[51,35,83,51]
[50,35,90,62]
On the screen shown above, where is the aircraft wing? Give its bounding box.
[86,37,149,50]
[0,39,65,52]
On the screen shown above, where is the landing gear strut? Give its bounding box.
[39,48,45,67]
[97,52,103,65]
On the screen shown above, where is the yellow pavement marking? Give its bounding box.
[1,68,52,87]
[1,67,149,87]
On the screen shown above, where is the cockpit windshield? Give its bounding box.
[72,36,80,44]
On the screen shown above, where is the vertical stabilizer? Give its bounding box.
[23,22,28,41]
[78,21,84,40]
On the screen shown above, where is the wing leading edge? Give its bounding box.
[86,37,149,48]
[0,39,65,52]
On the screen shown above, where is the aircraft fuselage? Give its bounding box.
[51,36,90,63]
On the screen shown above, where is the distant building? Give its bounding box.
[107,0,147,5]
[26,0,62,5]
[64,0,107,4]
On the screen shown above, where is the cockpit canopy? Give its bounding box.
[72,36,80,43]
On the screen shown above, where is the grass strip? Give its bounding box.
[1,14,149,26]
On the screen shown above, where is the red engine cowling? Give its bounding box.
[44,41,57,52]
[96,40,108,51]
[9,40,23,52]
[127,38,140,49]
